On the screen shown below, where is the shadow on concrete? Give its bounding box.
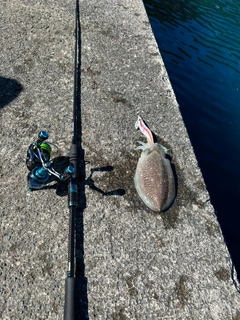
[0,77,23,109]
[34,161,126,199]
[86,166,125,196]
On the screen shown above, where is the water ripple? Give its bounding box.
[145,0,240,74]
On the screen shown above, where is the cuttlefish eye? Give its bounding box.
[143,148,151,156]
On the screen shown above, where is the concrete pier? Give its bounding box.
[1,0,240,319]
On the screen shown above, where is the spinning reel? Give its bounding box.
[26,131,74,190]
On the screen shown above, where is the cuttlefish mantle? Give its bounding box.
[134,116,176,212]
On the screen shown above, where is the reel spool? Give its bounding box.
[26,131,74,190]
[26,131,51,171]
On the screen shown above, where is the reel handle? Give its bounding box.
[61,166,75,181]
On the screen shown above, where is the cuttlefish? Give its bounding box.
[134,116,176,212]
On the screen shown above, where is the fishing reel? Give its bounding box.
[26,131,74,190]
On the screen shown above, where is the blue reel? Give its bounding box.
[26,131,74,190]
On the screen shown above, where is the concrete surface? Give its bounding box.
[1,0,240,319]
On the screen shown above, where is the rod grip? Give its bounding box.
[64,276,75,320]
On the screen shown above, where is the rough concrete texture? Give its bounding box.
[1,0,240,319]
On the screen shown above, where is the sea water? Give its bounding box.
[144,0,240,278]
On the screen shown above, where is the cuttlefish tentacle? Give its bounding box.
[134,116,176,212]
[135,141,146,151]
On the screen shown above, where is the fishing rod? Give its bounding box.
[25,1,81,318]
[64,0,80,319]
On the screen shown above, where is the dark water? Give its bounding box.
[143,0,240,279]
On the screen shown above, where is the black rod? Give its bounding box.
[64,1,80,319]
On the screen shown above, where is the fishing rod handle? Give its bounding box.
[64,276,75,320]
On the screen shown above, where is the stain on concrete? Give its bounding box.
[154,234,165,248]
[100,28,115,38]
[160,208,181,229]
[12,108,31,120]
[233,310,240,320]
[112,306,128,320]
[57,60,73,75]
[9,243,18,253]
[118,3,129,9]
[206,219,221,237]
[124,271,142,297]
[24,98,34,109]
[104,90,134,108]
[38,242,47,251]
[13,58,34,74]
[84,65,101,77]
[88,259,98,271]
[40,253,53,276]
[145,281,154,290]
[214,267,230,282]
[174,275,191,309]
[144,281,160,300]
[125,275,139,297]
[28,269,37,280]
[82,65,101,90]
